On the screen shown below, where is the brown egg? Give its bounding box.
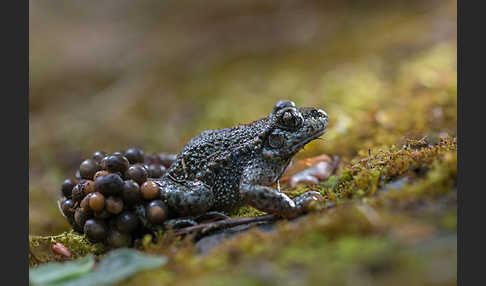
[146,200,169,224]
[106,196,124,214]
[88,192,105,212]
[80,195,91,213]
[93,170,109,181]
[141,181,159,200]
[82,180,95,194]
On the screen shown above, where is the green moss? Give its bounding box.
[29,231,104,267]
[229,206,267,218]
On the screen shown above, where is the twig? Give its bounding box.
[173,214,278,236]
[331,155,340,175]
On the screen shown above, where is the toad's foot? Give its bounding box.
[240,183,323,219]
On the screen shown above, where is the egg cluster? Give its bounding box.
[58,148,177,247]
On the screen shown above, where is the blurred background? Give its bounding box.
[29,0,456,239]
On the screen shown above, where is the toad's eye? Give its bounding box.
[273,100,296,113]
[280,110,302,129]
[268,133,284,149]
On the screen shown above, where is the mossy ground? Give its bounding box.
[30,1,456,285]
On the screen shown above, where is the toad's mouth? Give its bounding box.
[292,128,327,151]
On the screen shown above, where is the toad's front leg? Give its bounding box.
[239,182,322,219]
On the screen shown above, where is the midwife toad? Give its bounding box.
[154,100,328,219]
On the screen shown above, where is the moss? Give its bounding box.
[229,206,267,218]
[29,230,104,267]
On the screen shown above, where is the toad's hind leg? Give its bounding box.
[153,179,215,217]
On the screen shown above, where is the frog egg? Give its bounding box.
[79,159,100,180]
[124,148,145,164]
[158,153,177,168]
[93,170,109,181]
[84,219,108,243]
[146,200,168,224]
[125,165,148,185]
[61,198,75,219]
[80,195,91,213]
[74,208,89,230]
[122,180,142,206]
[116,211,139,233]
[94,209,112,220]
[61,179,76,198]
[107,229,132,248]
[71,184,85,202]
[88,192,105,212]
[105,196,124,214]
[92,151,107,162]
[147,164,166,178]
[101,155,130,173]
[94,173,124,196]
[140,181,159,200]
